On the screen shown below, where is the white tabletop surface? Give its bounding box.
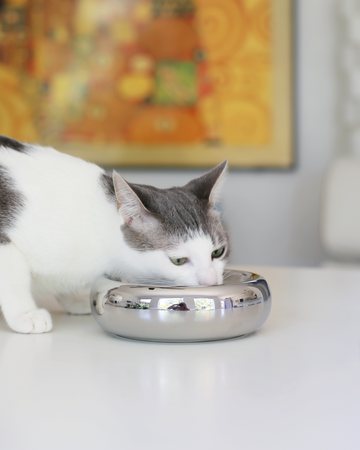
[1,266,359,450]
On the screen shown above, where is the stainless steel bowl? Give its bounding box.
[90,269,271,342]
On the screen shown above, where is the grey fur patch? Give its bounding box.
[130,184,209,234]
[121,182,229,254]
[121,223,164,252]
[0,166,26,244]
[0,135,27,153]
[99,172,116,203]
[185,160,227,201]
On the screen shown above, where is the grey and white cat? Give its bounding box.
[0,135,229,334]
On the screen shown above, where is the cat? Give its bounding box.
[0,135,229,334]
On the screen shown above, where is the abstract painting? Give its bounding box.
[0,0,293,168]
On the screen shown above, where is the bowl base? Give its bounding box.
[110,332,252,343]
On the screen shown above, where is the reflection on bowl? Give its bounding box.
[90,269,271,343]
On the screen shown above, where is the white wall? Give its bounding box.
[116,0,338,267]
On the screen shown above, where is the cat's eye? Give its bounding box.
[170,257,187,266]
[211,247,225,259]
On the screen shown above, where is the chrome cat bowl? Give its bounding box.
[90,269,271,342]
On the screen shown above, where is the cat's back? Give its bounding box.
[0,136,109,215]
[0,135,101,186]
[0,136,120,281]
[0,135,113,237]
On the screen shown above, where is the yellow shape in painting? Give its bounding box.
[251,0,272,44]
[198,95,221,139]
[51,71,88,117]
[196,0,247,62]
[209,63,271,103]
[220,100,270,145]
[110,20,136,44]
[74,0,98,35]
[133,1,152,22]
[0,65,18,89]
[117,74,154,101]
[0,65,37,141]
[51,73,72,112]
[0,102,14,136]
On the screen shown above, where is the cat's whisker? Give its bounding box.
[222,269,234,281]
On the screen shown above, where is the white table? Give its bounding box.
[1,266,359,450]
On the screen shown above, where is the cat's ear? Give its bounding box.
[185,160,228,205]
[113,172,156,230]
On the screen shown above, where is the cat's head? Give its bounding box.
[113,161,229,286]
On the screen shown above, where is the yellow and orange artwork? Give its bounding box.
[0,0,293,168]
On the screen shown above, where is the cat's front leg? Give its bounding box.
[55,289,91,315]
[0,243,52,333]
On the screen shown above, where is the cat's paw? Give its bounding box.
[8,309,53,334]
